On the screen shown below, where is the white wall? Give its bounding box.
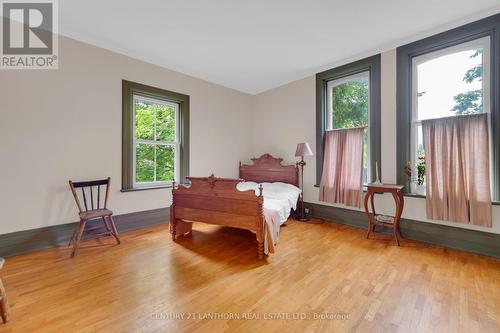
[251,50,500,234]
[0,36,253,235]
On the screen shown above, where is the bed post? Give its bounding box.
[171,181,177,241]
[171,214,177,241]
[257,184,265,260]
[257,242,264,260]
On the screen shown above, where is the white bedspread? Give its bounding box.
[236,181,301,254]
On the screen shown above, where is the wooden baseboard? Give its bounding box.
[3,204,498,259]
[0,207,169,258]
[305,202,500,258]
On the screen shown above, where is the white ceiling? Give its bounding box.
[59,1,500,94]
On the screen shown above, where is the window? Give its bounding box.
[396,13,500,200]
[134,96,178,186]
[122,81,189,191]
[410,37,490,193]
[327,71,370,183]
[316,55,381,186]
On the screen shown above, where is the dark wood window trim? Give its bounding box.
[396,13,500,200]
[122,80,190,191]
[315,55,381,186]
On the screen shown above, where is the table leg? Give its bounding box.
[392,191,404,246]
[397,191,405,239]
[364,191,373,239]
[393,227,400,246]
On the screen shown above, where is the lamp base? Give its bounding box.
[295,216,310,222]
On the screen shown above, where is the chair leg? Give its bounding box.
[0,278,9,324]
[71,219,87,258]
[101,216,112,236]
[107,216,121,245]
[68,228,77,247]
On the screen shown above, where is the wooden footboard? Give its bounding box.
[170,175,266,259]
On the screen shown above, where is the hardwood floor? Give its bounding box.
[0,219,498,333]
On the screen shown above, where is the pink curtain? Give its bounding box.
[319,127,365,207]
[422,113,492,227]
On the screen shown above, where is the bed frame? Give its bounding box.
[170,154,299,259]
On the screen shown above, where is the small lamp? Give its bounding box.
[295,142,313,221]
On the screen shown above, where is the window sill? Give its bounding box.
[401,192,500,205]
[313,184,500,205]
[121,184,173,192]
[402,192,426,199]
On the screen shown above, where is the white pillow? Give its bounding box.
[262,182,301,193]
[236,181,259,192]
[260,182,301,210]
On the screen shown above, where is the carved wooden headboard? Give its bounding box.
[239,154,299,186]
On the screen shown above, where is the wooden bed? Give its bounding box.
[170,154,299,259]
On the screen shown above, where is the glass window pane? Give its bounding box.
[136,144,154,183]
[155,104,176,142]
[156,145,175,182]
[416,125,426,186]
[410,125,426,190]
[331,77,369,129]
[328,72,370,183]
[416,48,484,121]
[417,125,424,159]
[135,99,155,140]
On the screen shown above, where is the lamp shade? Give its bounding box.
[295,142,313,157]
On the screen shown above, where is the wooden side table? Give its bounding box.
[364,184,405,246]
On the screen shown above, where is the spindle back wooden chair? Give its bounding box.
[68,177,120,257]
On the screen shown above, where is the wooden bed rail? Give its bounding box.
[170,175,267,259]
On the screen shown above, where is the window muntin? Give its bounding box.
[410,36,491,192]
[133,95,179,187]
[327,71,370,183]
